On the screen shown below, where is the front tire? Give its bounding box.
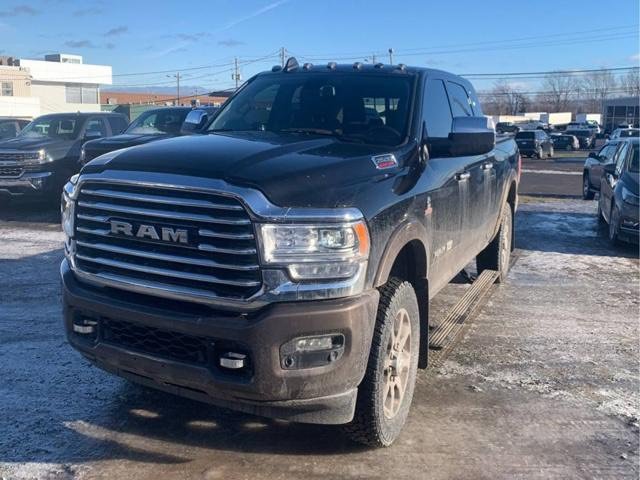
[609,204,621,245]
[548,146,554,158]
[344,278,420,447]
[583,174,595,200]
[476,205,513,283]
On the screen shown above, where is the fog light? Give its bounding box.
[280,334,345,370]
[219,352,246,369]
[72,318,97,335]
[29,178,45,189]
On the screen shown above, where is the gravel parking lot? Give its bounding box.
[1,185,638,479]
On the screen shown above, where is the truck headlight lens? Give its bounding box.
[622,186,639,206]
[257,221,369,280]
[25,149,52,165]
[61,175,79,238]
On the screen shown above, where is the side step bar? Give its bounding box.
[428,269,500,351]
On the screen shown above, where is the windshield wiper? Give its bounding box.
[279,128,365,143]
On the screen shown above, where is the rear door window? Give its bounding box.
[107,116,127,135]
[85,117,108,137]
[614,143,630,176]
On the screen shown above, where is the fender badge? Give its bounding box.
[371,153,398,170]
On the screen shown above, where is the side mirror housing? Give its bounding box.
[588,151,599,160]
[180,110,208,135]
[84,131,102,141]
[603,163,617,175]
[448,116,495,157]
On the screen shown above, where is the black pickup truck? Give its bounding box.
[60,59,519,447]
[80,106,218,165]
[0,112,127,199]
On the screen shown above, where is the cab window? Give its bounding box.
[614,143,630,176]
[446,82,472,117]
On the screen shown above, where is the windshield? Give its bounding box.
[630,145,639,173]
[515,132,535,139]
[125,109,189,135]
[19,115,81,140]
[208,73,415,146]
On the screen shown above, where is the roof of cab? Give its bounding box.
[262,57,470,86]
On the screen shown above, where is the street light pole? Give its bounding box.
[388,48,394,65]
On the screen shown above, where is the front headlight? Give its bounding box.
[257,221,369,281]
[622,186,639,206]
[61,175,79,238]
[24,148,53,165]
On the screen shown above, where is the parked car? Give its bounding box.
[598,137,639,244]
[80,106,218,165]
[608,128,639,141]
[565,128,596,149]
[518,120,548,131]
[60,60,520,447]
[0,117,31,139]
[0,112,128,199]
[551,133,579,151]
[515,130,554,158]
[582,140,622,199]
[496,121,520,134]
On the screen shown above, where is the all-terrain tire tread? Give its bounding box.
[343,277,413,447]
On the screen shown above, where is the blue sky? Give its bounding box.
[1,0,638,92]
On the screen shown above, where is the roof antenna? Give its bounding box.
[284,57,299,72]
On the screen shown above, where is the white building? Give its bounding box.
[0,53,112,118]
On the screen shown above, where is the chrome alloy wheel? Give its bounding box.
[382,308,412,419]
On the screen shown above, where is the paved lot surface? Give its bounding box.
[0,194,638,479]
[519,154,586,198]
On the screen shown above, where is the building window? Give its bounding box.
[81,86,98,104]
[65,84,98,104]
[66,85,82,103]
[1,82,13,96]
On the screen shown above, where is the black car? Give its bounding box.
[496,121,520,134]
[60,59,520,447]
[565,128,596,149]
[0,117,30,139]
[81,106,218,165]
[515,130,554,158]
[598,137,639,244]
[551,133,578,151]
[0,112,128,199]
[582,140,622,199]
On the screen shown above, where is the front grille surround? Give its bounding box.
[73,181,262,302]
[0,150,40,162]
[0,166,23,178]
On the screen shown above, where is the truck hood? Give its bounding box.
[85,133,171,150]
[0,135,72,151]
[82,132,404,208]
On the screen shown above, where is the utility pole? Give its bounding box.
[232,58,241,90]
[372,53,377,64]
[388,48,394,65]
[280,47,286,68]
[167,72,181,105]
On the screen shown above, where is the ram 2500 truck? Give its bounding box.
[61,59,519,447]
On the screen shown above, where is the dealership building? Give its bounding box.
[0,53,112,118]
[601,96,640,132]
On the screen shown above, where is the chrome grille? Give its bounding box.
[0,166,23,178]
[74,182,261,301]
[0,151,39,161]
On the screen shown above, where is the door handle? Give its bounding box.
[455,171,471,181]
[481,162,494,171]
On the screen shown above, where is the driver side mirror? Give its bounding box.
[448,116,495,157]
[588,151,599,160]
[84,131,103,141]
[180,110,209,135]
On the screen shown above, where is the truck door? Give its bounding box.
[420,78,465,292]
[445,81,495,251]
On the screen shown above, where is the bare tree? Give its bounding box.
[484,80,527,115]
[580,69,617,112]
[538,72,580,112]
[619,68,640,97]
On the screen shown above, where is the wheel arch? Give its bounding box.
[373,222,430,368]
